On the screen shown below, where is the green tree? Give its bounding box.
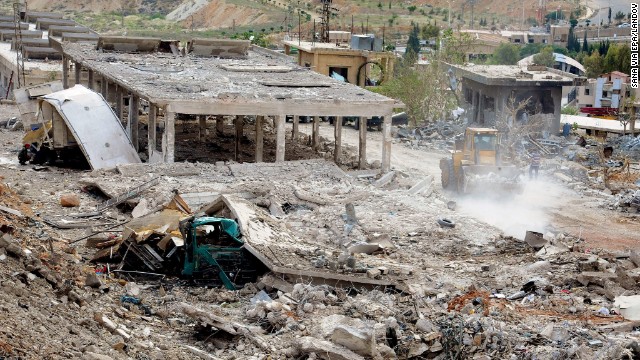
[614,11,625,21]
[421,23,439,39]
[388,1,391,9]
[581,31,588,53]
[408,5,416,13]
[373,30,474,127]
[608,8,612,24]
[490,43,520,64]
[405,24,421,60]
[439,29,475,63]
[583,50,604,78]
[532,46,556,67]
[378,2,382,10]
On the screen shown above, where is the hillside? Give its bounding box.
[0,0,584,41]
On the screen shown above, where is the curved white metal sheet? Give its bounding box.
[42,85,141,169]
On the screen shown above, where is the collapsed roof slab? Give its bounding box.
[53,38,397,116]
[53,37,399,172]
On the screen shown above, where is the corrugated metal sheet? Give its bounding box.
[41,85,141,169]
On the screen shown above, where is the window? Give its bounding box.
[328,66,349,83]
[602,91,607,98]
[485,96,495,111]
[584,88,590,95]
[528,38,534,43]
[474,134,497,150]
[514,38,521,43]
[464,88,473,104]
[542,39,548,44]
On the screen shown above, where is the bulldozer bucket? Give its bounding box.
[460,165,523,194]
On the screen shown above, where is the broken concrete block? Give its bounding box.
[85,272,102,288]
[576,272,617,287]
[0,234,24,258]
[407,175,434,196]
[539,324,570,343]
[94,312,117,332]
[629,251,640,268]
[348,243,380,255]
[86,234,112,248]
[366,268,381,279]
[60,194,80,207]
[377,344,395,359]
[297,336,365,360]
[330,325,376,357]
[415,318,435,333]
[407,342,429,357]
[83,352,115,360]
[373,171,396,188]
[131,198,151,218]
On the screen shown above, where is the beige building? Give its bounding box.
[452,64,580,134]
[283,40,395,87]
[576,71,639,128]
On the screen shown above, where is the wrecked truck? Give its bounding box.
[179,216,262,289]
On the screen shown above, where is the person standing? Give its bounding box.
[529,151,541,179]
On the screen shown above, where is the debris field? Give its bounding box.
[1,111,640,360]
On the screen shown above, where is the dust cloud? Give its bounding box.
[456,178,564,239]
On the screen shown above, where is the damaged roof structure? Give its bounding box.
[451,64,583,134]
[51,36,400,171]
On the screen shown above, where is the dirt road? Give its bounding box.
[297,121,640,249]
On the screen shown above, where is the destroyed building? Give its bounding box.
[51,36,400,171]
[452,64,582,133]
[0,10,96,97]
[283,32,395,86]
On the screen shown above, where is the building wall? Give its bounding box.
[461,78,562,133]
[0,55,63,99]
[576,77,637,110]
[298,49,393,86]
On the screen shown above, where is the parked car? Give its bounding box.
[618,22,630,28]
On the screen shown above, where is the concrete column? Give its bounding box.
[255,115,264,162]
[163,109,176,163]
[381,112,392,172]
[148,104,157,159]
[198,115,207,142]
[115,86,123,122]
[471,90,478,124]
[87,69,94,90]
[100,77,108,100]
[62,56,69,89]
[74,62,81,86]
[292,115,299,140]
[216,115,224,135]
[477,92,485,124]
[358,116,367,169]
[551,88,562,134]
[129,95,140,151]
[312,116,320,150]
[334,116,343,163]
[275,115,286,162]
[234,116,243,161]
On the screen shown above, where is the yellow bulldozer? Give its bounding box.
[439,127,522,193]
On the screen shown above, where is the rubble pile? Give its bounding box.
[393,121,464,151]
[1,117,640,359]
